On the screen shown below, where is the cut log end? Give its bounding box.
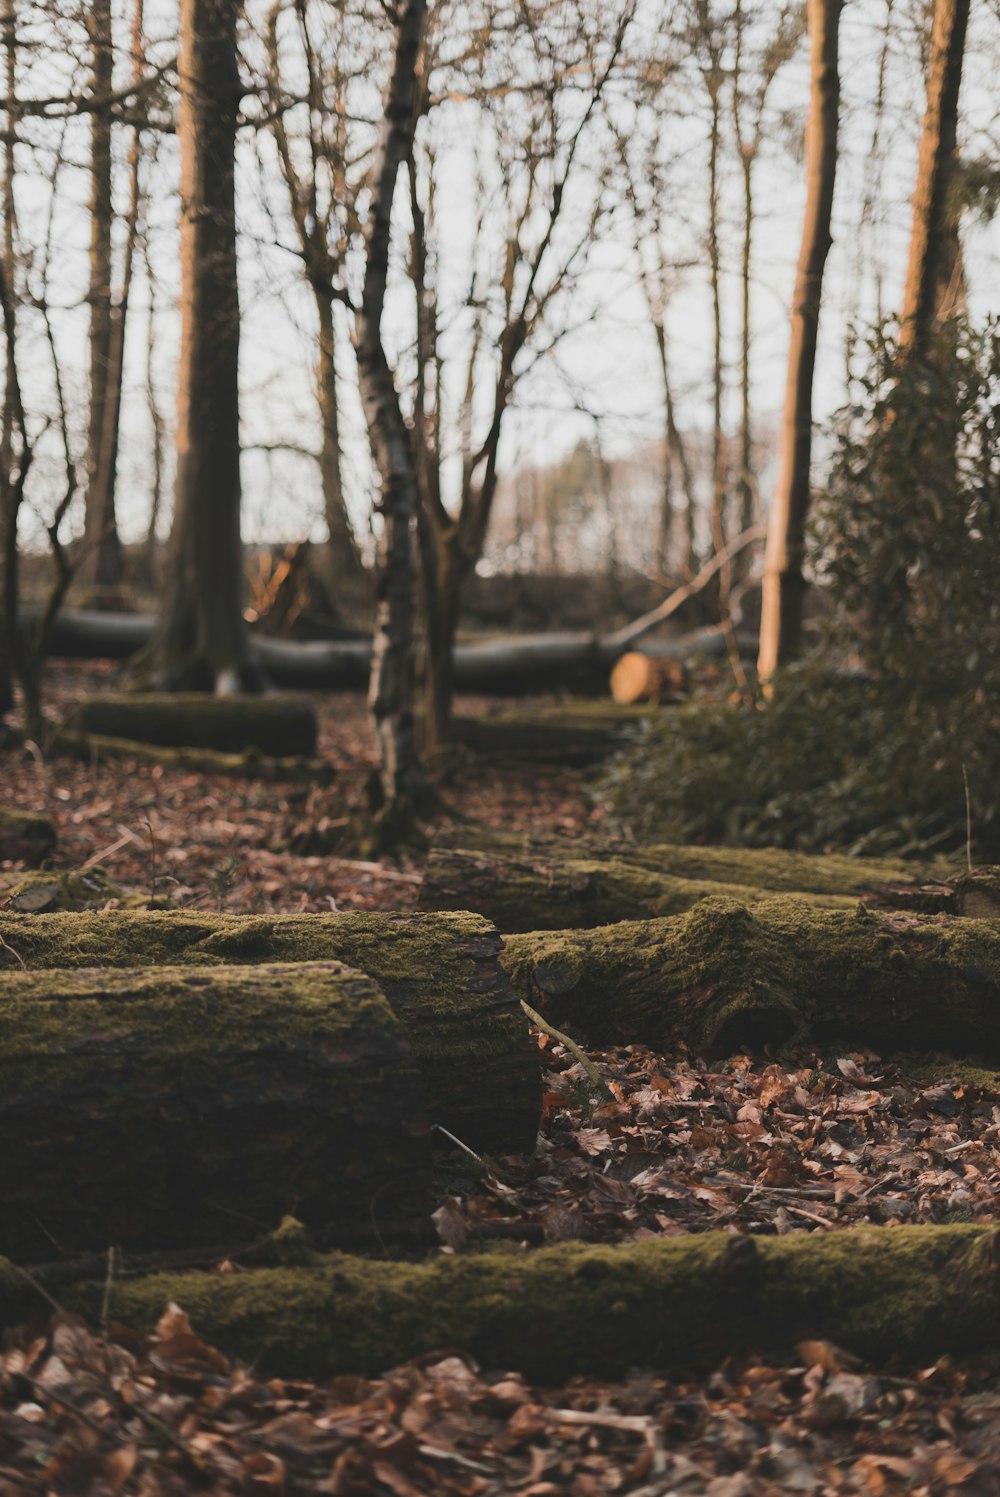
[610,651,688,705]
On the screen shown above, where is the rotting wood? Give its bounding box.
[501,896,1000,1058]
[0,961,431,1259]
[0,908,539,1155]
[2,1224,997,1380]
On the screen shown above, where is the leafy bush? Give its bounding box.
[602,321,1000,860]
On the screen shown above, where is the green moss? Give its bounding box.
[3,1224,993,1380]
[421,847,855,932]
[0,960,430,1257]
[52,731,333,786]
[502,895,1000,1060]
[4,867,145,912]
[0,909,539,1155]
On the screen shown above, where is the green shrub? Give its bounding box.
[602,321,1000,860]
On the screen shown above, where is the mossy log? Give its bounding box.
[0,910,538,1154]
[436,826,955,895]
[453,702,653,765]
[4,1225,999,1380]
[39,729,334,785]
[4,868,143,912]
[69,694,318,757]
[418,847,854,931]
[0,807,56,866]
[502,896,1000,1058]
[0,962,431,1259]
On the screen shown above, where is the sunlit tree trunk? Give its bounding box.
[898,0,970,358]
[81,0,121,597]
[152,0,254,692]
[0,0,17,718]
[758,0,842,683]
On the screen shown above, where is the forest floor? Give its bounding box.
[1,664,999,1493]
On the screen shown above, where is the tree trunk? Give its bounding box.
[355,0,428,815]
[501,895,1000,1057]
[316,289,364,592]
[757,0,842,682]
[418,848,856,932]
[898,0,970,360]
[70,692,318,756]
[420,535,463,762]
[81,0,121,598]
[0,909,539,1155]
[151,0,254,693]
[0,961,432,1259]
[13,1224,1000,1380]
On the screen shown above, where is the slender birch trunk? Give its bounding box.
[898,0,970,358]
[757,0,842,683]
[355,0,428,813]
[152,0,254,692]
[0,0,15,718]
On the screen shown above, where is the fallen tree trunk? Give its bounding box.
[0,910,538,1155]
[434,827,954,896]
[69,694,318,757]
[418,848,855,931]
[501,896,1000,1058]
[453,701,652,765]
[37,609,746,695]
[4,1224,997,1379]
[0,961,431,1259]
[610,652,688,705]
[32,729,334,785]
[0,807,56,866]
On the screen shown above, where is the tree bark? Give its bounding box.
[316,288,364,593]
[355,0,428,813]
[501,895,1000,1057]
[757,0,842,682]
[10,1225,1000,1380]
[898,0,970,360]
[81,0,121,598]
[70,692,318,756]
[418,848,856,932]
[0,909,539,1155]
[151,0,254,692]
[0,961,432,1259]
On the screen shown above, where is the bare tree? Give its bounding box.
[758,0,842,683]
[355,0,429,821]
[150,0,256,692]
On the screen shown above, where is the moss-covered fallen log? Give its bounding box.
[0,807,56,866]
[36,729,334,785]
[3,867,144,912]
[0,910,538,1154]
[418,847,854,931]
[435,826,954,895]
[70,694,318,757]
[4,1225,998,1380]
[454,701,654,765]
[0,962,431,1259]
[502,896,1000,1057]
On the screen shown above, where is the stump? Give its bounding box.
[70,694,318,757]
[0,961,431,1258]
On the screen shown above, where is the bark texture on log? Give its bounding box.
[502,896,1000,1058]
[0,910,538,1155]
[0,807,56,865]
[0,961,430,1259]
[5,1225,997,1380]
[70,694,318,757]
[431,829,954,898]
[418,848,855,932]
